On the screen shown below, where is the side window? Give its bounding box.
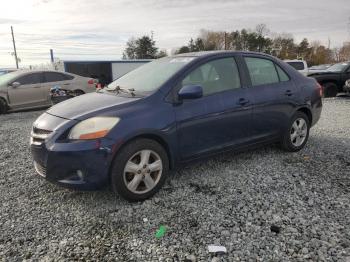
[15,73,42,85]
[182,57,241,96]
[276,65,290,82]
[245,57,279,86]
[44,72,71,83]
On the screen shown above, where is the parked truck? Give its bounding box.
[308,61,350,97]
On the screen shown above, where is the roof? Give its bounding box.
[62,59,152,64]
[173,50,274,59]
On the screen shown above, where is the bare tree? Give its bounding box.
[255,23,270,37]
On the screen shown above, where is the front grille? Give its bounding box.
[34,161,46,177]
[33,127,52,135]
[31,127,53,145]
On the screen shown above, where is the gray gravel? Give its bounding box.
[0,99,349,261]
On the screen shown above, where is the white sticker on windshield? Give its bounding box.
[169,57,195,63]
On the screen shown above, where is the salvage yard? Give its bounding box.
[0,98,349,261]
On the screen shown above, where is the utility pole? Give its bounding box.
[50,49,54,63]
[224,32,228,50]
[11,26,19,69]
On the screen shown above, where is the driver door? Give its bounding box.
[174,57,253,160]
[7,72,45,109]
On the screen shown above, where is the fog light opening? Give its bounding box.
[77,170,84,180]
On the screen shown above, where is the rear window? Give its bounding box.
[286,62,305,70]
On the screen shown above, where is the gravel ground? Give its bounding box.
[0,98,349,261]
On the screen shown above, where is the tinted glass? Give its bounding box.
[327,62,349,72]
[286,61,305,70]
[15,73,42,85]
[182,57,241,96]
[44,72,71,82]
[276,65,290,82]
[245,57,279,86]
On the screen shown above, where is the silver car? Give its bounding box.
[0,70,97,114]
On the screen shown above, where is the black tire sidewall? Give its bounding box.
[74,90,85,96]
[323,83,338,98]
[282,112,310,152]
[110,138,169,201]
[0,99,7,114]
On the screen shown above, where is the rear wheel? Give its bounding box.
[281,111,310,152]
[322,82,338,97]
[74,90,85,96]
[0,99,8,114]
[111,138,169,201]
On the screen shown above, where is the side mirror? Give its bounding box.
[178,85,203,100]
[10,82,21,88]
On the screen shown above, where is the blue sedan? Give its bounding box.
[30,51,322,201]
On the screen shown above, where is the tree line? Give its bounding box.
[123,24,350,66]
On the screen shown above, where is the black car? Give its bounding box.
[308,62,350,97]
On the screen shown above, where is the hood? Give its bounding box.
[47,92,140,120]
[307,71,339,77]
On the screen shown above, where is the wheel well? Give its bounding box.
[297,107,312,123]
[74,89,85,94]
[0,96,8,109]
[115,134,173,170]
[320,81,341,91]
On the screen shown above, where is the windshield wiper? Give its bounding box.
[113,86,138,97]
[128,88,136,97]
[104,85,138,97]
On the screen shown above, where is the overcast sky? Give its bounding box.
[0,0,349,67]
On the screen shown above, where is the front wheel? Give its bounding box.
[74,90,85,96]
[281,112,310,152]
[111,138,169,201]
[0,99,8,114]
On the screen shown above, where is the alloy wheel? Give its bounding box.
[290,118,308,147]
[123,149,163,194]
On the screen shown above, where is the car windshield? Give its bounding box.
[106,57,195,93]
[327,62,349,72]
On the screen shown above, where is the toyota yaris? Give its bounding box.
[30,51,322,201]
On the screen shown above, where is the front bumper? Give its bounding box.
[30,112,117,190]
[31,138,115,190]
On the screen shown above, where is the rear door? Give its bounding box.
[174,56,253,160]
[243,56,299,141]
[42,72,74,97]
[7,72,45,109]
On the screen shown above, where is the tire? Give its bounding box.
[111,138,169,201]
[74,90,85,96]
[281,111,310,152]
[0,98,8,114]
[322,82,338,98]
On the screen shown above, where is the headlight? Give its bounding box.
[68,117,120,140]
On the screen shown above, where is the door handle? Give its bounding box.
[237,98,250,106]
[285,90,293,96]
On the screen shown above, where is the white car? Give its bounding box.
[284,60,308,76]
[0,70,97,113]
